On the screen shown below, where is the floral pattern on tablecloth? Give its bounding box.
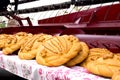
[21,64,32,79]
[0,51,4,68]
[0,56,4,68]
[0,52,111,80]
[7,59,18,74]
[37,66,110,80]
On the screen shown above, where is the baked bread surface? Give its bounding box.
[36,35,81,66]
[18,34,52,59]
[65,41,89,67]
[81,48,120,78]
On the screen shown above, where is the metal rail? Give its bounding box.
[10,0,39,5]
[74,0,120,6]
[0,0,119,16]
[0,1,71,16]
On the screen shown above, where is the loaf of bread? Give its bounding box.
[18,33,52,60]
[36,35,81,66]
[0,34,13,49]
[2,32,33,55]
[65,41,89,67]
[81,48,120,78]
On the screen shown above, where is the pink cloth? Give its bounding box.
[0,51,110,80]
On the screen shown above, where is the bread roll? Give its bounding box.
[65,41,89,67]
[36,35,81,66]
[0,34,13,49]
[18,33,52,60]
[81,48,120,78]
[2,32,33,55]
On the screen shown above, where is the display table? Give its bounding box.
[0,51,110,80]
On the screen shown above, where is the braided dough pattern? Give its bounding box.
[2,32,33,55]
[18,34,52,60]
[81,48,120,78]
[65,41,89,67]
[36,35,81,66]
[0,34,13,49]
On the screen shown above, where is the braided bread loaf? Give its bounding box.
[81,48,120,78]
[18,33,52,60]
[0,34,13,49]
[2,32,33,55]
[65,41,89,67]
[36,35,81,66]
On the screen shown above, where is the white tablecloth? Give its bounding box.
[0,51,110,80]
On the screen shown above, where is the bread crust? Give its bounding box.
[18,34,52,60]
[81,48,120,78]
[65,41,89,67]
[36,35,81,66]
[2,32,33,55]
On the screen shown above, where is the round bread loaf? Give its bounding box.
[2,32,33,55]
[0,34,13,49]
[18,33,52,60]
[81,48,120,78]
[36,35,81,66]
[65,41,89,67]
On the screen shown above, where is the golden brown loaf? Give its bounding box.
[2,35,17,54]
[65,41,89,67]
[2,32,33,55]
[18,33,52,60]
[81,48,120,78]
[36,35,81,67]
[0,34,13,49]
